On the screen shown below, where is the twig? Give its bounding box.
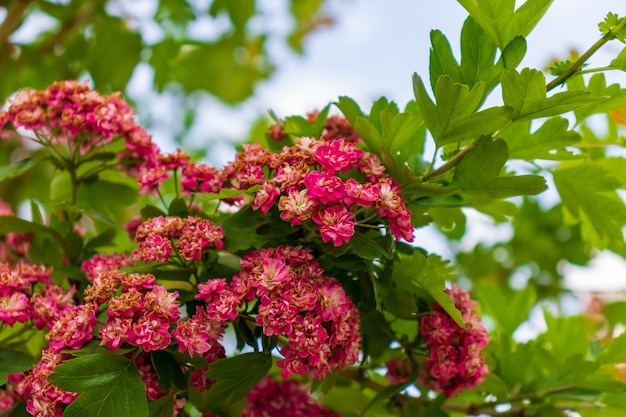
[546,16,626,91]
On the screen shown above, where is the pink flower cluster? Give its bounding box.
[221,245,362,379]
[0,262,65,327]
[219,137,414,246]
[136,146,224,197]
[0,81,158,173]
[202,376,338,417]
[132,216,224,263]
[418,285,489,397]
[83,270,181,352]
[16,348,78,417]
[81,252,135,281]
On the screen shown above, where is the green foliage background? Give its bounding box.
[2,1,626,416]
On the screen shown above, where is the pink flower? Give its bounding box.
[252,181,280,215]
[278,188,316,226]
[138,166,169,195]
[303,170,344,204]
[181,163,223,194]
[16,348,78,417]
[172,307,225,357]
[311,205,356,246]
[0,292,30,326]
[242,376,339,417]
[46,303,98,351]
[314,139,363,173]
[129,312,171,352]
[133,234,173,263]
[195,279,240,322]
[418,285,489,397]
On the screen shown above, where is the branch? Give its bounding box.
[39,1,98,54]
[423,142,476,180]
[0,0,34,57]
[546,16,626,91]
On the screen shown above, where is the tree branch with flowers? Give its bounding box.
[1,1,626,417]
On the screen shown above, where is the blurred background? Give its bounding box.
[1,0,625,317]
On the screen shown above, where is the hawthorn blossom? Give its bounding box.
[241,376,339,417]
[311,204,357,247]
[230,246,361,379]
[16,348,78,417]
[133,216,224,263]
[94,275,181,352]
[0,80,159,176]
[418,284,489,397]
[81,252,135,281]
[172,306,225,358]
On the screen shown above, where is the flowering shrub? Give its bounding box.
[1,4,626,417]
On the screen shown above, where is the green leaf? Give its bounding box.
[335,96,366,126]
[0,158,37,183]
[219,206,266,251]
[598,332,626,364]
[501,68,601,121]
[392,252,464,327]
[574,74,626,122]
[505,117,581,160]
[50,354,149,417]
[199,352,272,410]
[350,233,390,260]
[151,351,186,391]
[459,17,501,93]
[148,394,175,417]
[429,29,461,89]
[457,0,553,49]
[477,284,535,333]
[553,162,626,252]
[452,137,547,198]
[0,216,64,247]
[167,198,188,216]
[141,205,167,220]
[353,117,384,155]
[0,349,35,374]
[413,74,511,146]
[88,16,142,91]
[609,46,626,71]
[382,288,418,320]
[361,381,413,417]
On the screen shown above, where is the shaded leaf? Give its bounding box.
[199,352,272,410]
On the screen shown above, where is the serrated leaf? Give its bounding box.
[0,158,37,183]
[392,252,464,327]
[609,46,626,71]
[574,73,626,122]
[457,0,553,49]
[502,68,601,121]
[335,96,366,126]
[199,352,272,410]
[505,117,581,160]
[452,138,547,198]
[553,162,626,252]
[598,332,626,364]
[429,29,462,90]
[414,74,511,146]
[477,284,535,333]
